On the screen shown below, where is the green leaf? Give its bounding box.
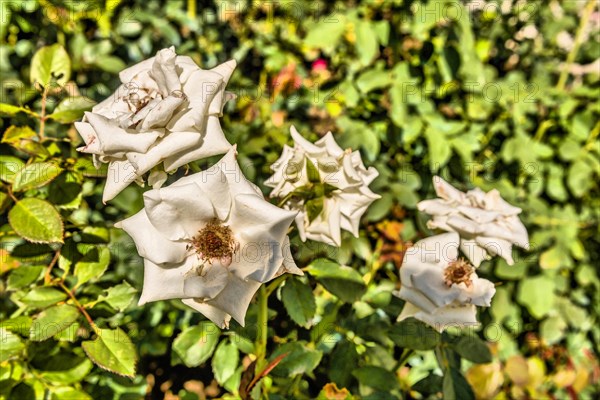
[30,304,80,341]
[306,158,321,183]
[0,155,25,183]
[73,158,108,178]
[12,162,63,192]
[50,387,93,400]
[20,287,67,308]
[270,342,322,377]
[173,322,220,367]
[30,44,71,88]
[7,265,44,290]
[8,198,64,244]
[356,63,392,93]
[517,275,556,319]
[352,366,398,391]
[212,339,239,385]
[305,197,324,223]
[97,282,136,311]
[307,258,367,303]
[450,335,492,364]
[47,172,82,209]
[0,328,24,362]
[355,20,379,66]
[304,16,347,53]
[424,125,452,171]
[74,246,110,286]
[388,318,441,350]
[47,96,95,123]
[443,367,475,400]
[0,316,32,337]
[281,277,316,327]
[82,328,137,378]
[38,357,93,385]
[0,103,38,117]
[1,126,49,157]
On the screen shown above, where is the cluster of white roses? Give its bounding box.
[77,48,381,328]
[395,176,529,332]
[79,48,529,333]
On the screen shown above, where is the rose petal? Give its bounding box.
[162,116,232,171]
[151,47,181,95]
[228,193,297,282]
[127,131,202,176]
[85,112,159,154]
[143,182,215,240]
[116,209,188,265]
[475,236,515,265]
[103,160,139,203]
[181,299,232,329]
[432,176,467,203]
[138,257,195,304]
[460,239,490,267]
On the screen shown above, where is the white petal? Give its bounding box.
[183,263,230,300]
[228,193,297,282]
[103,160,139,203]
[475,236,515,265]
[181,299,232,329]
[397,286,439,314]
[200,275,262,327]
[336,187,380,237]
[127,131,202,175]
[460,239,490,267]
[417,199,454,216]
[303,197,342,246]
[402,232,459,270]
[162,116,232,171]
[446,215,484,237]
[138,257,194,304]
[138,93,186,131]
[143,182,215,240]
[314,132,344,158]
[458,206,500,224]
[150,47,181,95]
[432,176,466,203]
[290,125,323,155]
[85,112,159,154]
[74,122,102,154]
[116,209,188,265]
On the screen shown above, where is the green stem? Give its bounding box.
[556,0,597,91]
[255,285,269,369]
[393,348,414,371]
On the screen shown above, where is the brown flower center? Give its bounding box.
[444,258,475,288]
[189,219,236,263]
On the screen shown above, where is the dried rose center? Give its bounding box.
[444,258,475,287]
[189,220,236,262]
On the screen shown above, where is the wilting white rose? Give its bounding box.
[418,176,529,267]
[116,148,302,328]
[76,47,236,202]
[265,126,380,246]
[395,233,496,332]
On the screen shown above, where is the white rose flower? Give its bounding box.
[115,148,302,328]
[76,47,236,202]
[395,232,496,332]
[265,126,380,246]
[418,176,529,267]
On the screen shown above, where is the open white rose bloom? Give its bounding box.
[115,148,302,328]
[75,47,236,202]
[395,232,496,332]
[418,176,529,267]
[265,126,380,246]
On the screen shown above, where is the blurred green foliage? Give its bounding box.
[1,0,599,399]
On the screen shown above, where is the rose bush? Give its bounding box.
[116,148,302,328]
[266,126,380,246]
[75,47,236,202]
[418,176,530,267]
[395,232,496,332]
